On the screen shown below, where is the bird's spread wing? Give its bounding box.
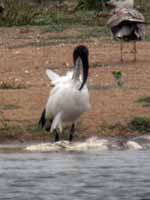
[46,69,74,86]
[46,69,60,85]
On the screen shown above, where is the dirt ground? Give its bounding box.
[0,26,150,142]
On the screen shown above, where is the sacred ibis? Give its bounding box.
[39,45,90,142]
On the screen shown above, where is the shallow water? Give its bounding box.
[0,150,150,200]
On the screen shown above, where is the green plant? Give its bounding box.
[136,96,150,107]
[0,81,27,90]
[112,71,124,88]
[0,110,9,130]
[76,0,109,10]
[145,34,150,41]
[0,104,19,110]
[0,0,40,26]
[128,116,150,133]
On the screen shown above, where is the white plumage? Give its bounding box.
[45,67,90,132]
[39,45,90,142]
[106,0,134,9]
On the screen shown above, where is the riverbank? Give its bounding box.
[0,25,150,143]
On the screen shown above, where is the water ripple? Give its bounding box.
[0,139,150,200]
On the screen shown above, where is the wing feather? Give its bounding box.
[107,8,145,28]
[46,69,60,85]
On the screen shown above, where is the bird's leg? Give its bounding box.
[133,41,137,62]
[69,124,75,142]
[120,41,123,63]
[54,129,59,142]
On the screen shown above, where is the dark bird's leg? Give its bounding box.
[54,129,59,142]
[69,124,75,142]
[120,41,123,63]
[133,41,137,62]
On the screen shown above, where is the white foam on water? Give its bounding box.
[67,137,109,152]
[25,143,62,152]
[25,136,150,152]
[126,141,143,150]
[25,137,108,153]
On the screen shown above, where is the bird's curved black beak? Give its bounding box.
[73,45,89,90]
[79,56,89,90]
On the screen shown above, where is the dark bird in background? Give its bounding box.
[0,2,4,14]
[106,0,145,62]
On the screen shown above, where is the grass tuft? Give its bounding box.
[0,81,27,90]
[112,71,124,88]
[136,96,150,107]
[0,0,40,26]
[0,122,51,143]
[128,116,150,133]
[0,104,20,110]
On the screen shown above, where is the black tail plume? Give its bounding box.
[39,109,46,128]
[39,109,53,132]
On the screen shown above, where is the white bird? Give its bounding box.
[106,0,145,62]
[106,0,134,9]
[39,45,90,142]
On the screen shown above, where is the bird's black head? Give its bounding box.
[73,45,89,90]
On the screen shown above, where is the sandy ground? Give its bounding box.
[0,27,150,142]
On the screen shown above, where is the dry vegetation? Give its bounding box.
[0,0,150,143]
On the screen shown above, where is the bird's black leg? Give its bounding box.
[133,41,137,62]
[120,41,123,63]
[69,124,75,142]
[54,129,59,142]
